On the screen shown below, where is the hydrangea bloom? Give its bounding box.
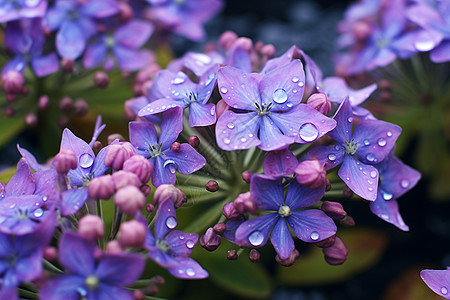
[307,98,401,200]
[0,0,47,23]
[233,174,337,259]
[420,268,450,299]
[129,107,206,187]
[216,60,336,151]
[40,231,145,300]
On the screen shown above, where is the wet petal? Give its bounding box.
[90,145,110,180]
[154,194,177,239]
[59,231,95,276]
[159,106,184,150]
[328,98,353,144]
[379,155,421,199]
[430,41,450,63]
[234,214,278,248]
[167,257,208,279]
[39,275,85,300]
[306,144,346,171]
[189,102,216,127]
[258,115,295,151]
[322,77,377,106]
[420,269,450,299]
[6,158,35,196]
[31,53,59,77]
[263,149,297,177]
[338,155,378,201]
[166,230,198,257]
[369,192,409,231]
[96,253,145,286]
[114,20,153,48]
[215,111,261,151]
[285,180,325,210]
[128,121,158,157]
[250,174,284,210]
[151,156,176,187]
[56,21,86,59]
[287,210,336,243]
[270,219,294,260]
[83,41,107,69]
[61,187,89,216]
[138,98,181,118]
[163,144,206,175]
[261,45,297,74]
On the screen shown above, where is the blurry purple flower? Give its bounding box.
[307,98,401,201]
[0,0,47,23]
[40,231,145,300]
[233,174,336,259]
[138,67,217,127]
[147,0,223,41]
[45,0,119,59]
[3,18,58,77]
[421,268,450,299]
[167,51,224,77]
[83,20,154,71]
[216,60,336,151]
[142,198,208,279]
[129,107,206,187]
[370,149,421,231]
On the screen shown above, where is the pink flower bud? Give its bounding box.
[315,234,336,248]
[73,98,89,116]
[200,228,221,251]
[118,220,146,248]
[123,155,154,184]
[219,30,238,50]
[321,201,347,220]
[213,222,226,235]
[222,202,241,219]
[105,144,132,170]
[260,44,276,59]
[227,249,238,260]
[2,71,25,94]
[107,133,125,144]
[306,92,332,115]
[60,58,75,73]
[43,247,58,261]
[114,185,146,216]
[78,214,105,240]
[171,142,181,152]
[118,2,134,22]
[233,37,253,52]
[340,215,356,227]
[352,21,372,41]
[295,160,327,189]
[38,95,49,110]
[323,236,348,265]
[141,184,152,196]
[153,184,186,208]
[94,71,109,88]
[59,96,73,112]
[249,249,260,262]
[93,141,102,150]
[276,248,300,267]
[233,192,257,214]
[241,170,252,184]
[88,175,115,200]
[106,240,123,254]
[133,290,145,300]
[112,170,141,190]
[216,100,229,118]
[53,148,77,174]
[188,136,200,148]
[25,113,38,127]
[205,180,219,192]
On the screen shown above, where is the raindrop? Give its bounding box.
[179,236,185,240]
[291,76,300,83]
[370,171,377,178]
[248,231,264,246]
[293,89,298,94]
[328,153,336,161]
[368,187,373,191]
[298,123,319,142]
[368,180,374,185]
[210,106,215,115]
[186,268,195,276]
[224,138,231,144]
[366,153,376,162]
[298,82,304,87]
[34,208,44,218]
[387,131,392,137]
[227,122,235,129]
[43,196,48,202]
[9,203,16,209]
[401,179,409,188]
[310,231,320,241]
[383,191,393,200]
[377,138,386,147]
[347,117,353,123]
[381,214,389,220]
[0,216,5,224]
[335,145,341,151]
[164,160,176,174]
[178,269,184,274]
[240,138,247,143]
[186,240,195,249]
[286,102,293,108]
[363,139,370,146]
[165,216,177,229]
[248,133,254,138]
[346,177,350,181]
[79,153,94,169]
[76,287,87,297]
[172,91,180,97]
[415,39,435,51]
[272,88,288,104]
[441,287,448,295]
[171,76,185,85]
[220,87,228,94]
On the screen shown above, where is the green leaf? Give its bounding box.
[0,115,25,148]
[277,227,388,286]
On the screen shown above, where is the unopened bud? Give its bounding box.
[315,234,336,248]
[145,203,155,213]
[133,290,145,300]
[112,170,141,190]
[118,220,146,248]
[215,100,229,118]
[219,31,238,50]
[60,58,75,73]
[114,185,146,216]
[105,144,133,170]
[200,228,221,251]
[78,214,105,240]
[321,201,347,220]
[188,136,200,148]
[343,186,353,198]
[53,148,77,174]
[2,70,25,94]
[233,192,257,214]
[5,107,15,116]
[295,160,326,189]
[141,185,152,197]
[38,95,49,110]
[241,170,252,184]
[307,92,332,115]
[106,240,123,254]
[93,141,102,150]
[153,184,186,208]
[59,96,72,112]
[249,249,260,262]
[260,44,276,59]
[340,215,355,227]
[123,155,154,184]
[205,180,219,192]
[152,275,165,286]
[73,99,88,116]
[94,71,109,88]
[25,113,38,127]
[222,202,241,219]
[88,175,115,200]
[227,249,238,260]
[171,142,180,152]
[43,247,58,261]
[323,236,348,265]
[213,222,226,235]
[275,249,300,267]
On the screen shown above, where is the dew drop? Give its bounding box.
[248,133,254,138]
[286,102,293,108]
[328,153,336,161]
[363,139,370,146]
[79,153,94,169]
[298,123,319,142]
[240,137,247,143]
[368,180,374,185]
[370,171,377,178]
[381,214,389,220]
[210,106,215,115]
[248,231,264,246]
[441,287,448,295]
[377,138,386,147]
[383,191,393,200]
[310,231,320,241]
[76,287,88,297]
[293,89,298,94]
[366,153,376,162]
[346,177,350,181]
[186,240,195,249]
[298,82,304,87]
[42,196,48,202]
[415,39,435,51]
[186,268,195,277]
[9,203,16,209]
[171,76,185,85]
[387,131,392,137]
[227,122,235,129]
[165,216,177,229]
[220,87,228,94]
[34,208,44,218]
[272,88,288,104]
[347,117,353,123]
[368,187,373,191]
[172,91,180,97]
[223,138,231,144]
[179,236,185,240]
[291,76,300,83]
[401,179,409,188]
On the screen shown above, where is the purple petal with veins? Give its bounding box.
[287,210,337,243]
[263,149,297,177]
[270,219,294,260]
[338,155,378,201]
[250,175,284,210]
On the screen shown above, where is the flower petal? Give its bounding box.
[151,156,176,187]
[114,20,154,49]
[270,219,294,260]
[39,275,85,300]
[80,0,119,18]
[250,174,284,210]
[159,106,184,150]
[234,214,278,248]
[61,187,89,216]
[166,230,198,257]
[370,192,409,231]
[83,41,107,69]
[215,111,261,151]
[168,257,208,279]
[154,196,177,239]
[128,121,158,157]
[328,98,353,144]
[31,53,59,77]
[420,269,450,299]
[92,284,134,300]
[59,231,96,276]
[306,144,346,171]
[285,180,325,210]
[163,144,206,175]
[113,46,150,71]
[338,155,378,201]
[56,21,86,59]
[431,41,450,63]
[189,102,216,127]
[258,115,295,151]
[6,158,35,196]
[287,210,336,243]
[95,253,145,286]
[263,149,297,177]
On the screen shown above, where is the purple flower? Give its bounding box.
[138,67,217,127]
[167,51,225,77]
[0,0,47,23]
[45,0,119,59]
[0,159,58,235]
[142,198,208,279]
[40,231,145,300]
[3,18,58,77]
[370,149,421,231]
[83,20,154,71]
[420,268,450,299]
[262,149,298,177]
[307,98,401,201]
[233,174,336,259]
[216,60,336,151]
[129,107,206,187]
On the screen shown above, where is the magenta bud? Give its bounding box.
[200,228,221,251]
[105,144,132,170]
[43,247,58,261]
[295,160,327,189]
[88,175,116,200]
[78,214,105,240]
[233,192,257,214]
[38,95,49,110]
[219,30,238,49]
[94,71,109,88]
[222,202,241,219]
[133,290,145,300]
[141,184,152,196]
[112,170,141,190]
[233,37,253,52]
[315,234,336,248]
[25,113,38,127]
[227,249,238,260]
[53,148,77,174]
[213,222,226,235]
[325,178,331,191]
[145,203,155,213]
[321,201,347,220]
[2,70,25,94]
[114,185,146,216]
[307,92,332,115]
[93,141,102,150]
[118,220,146,248]
[58,115,69,128]
[60,58,75,73]
[73,98,88,116]
[59,96,73,112]
[249,249,261,262]
[352,21,372,41]
[123,155,154,184]
[6,93,17,103]
[171,142,181,152]
[5,107,15,116]
[118,2,134,22]
[323,237,348,265]
[215,100,229,118]
[107,133,125,144]
[205,180,219,192]
[340,215,356,227]
[153,184,186,208]
[343,186,353,198]
[260,44,276,59]
[152,275,165,286]
[188,136,200,148]
[241,170,252,184]
[276,248,300,267]
[106,240,123,254]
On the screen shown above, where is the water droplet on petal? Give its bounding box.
[298,82,304,87]
[9,203,16,209]
[186,240,195,249]
[310,231,320,241]
[223,138,231,144]
[370,171,377,178]
[368,187,373,191]
[292,76,300,83]
[298,123,319,142]
[179,236,185,240]
[377,138,386,147]
[240,138,247,143]
[328,153,336,161]
[363,139,370,146]
[227,122,235,129]
[0,216,6,224]
[165,216,177,229]
[79,153,94,169]
[210,106,215,115]
[401,179,409,188]
[220,87,228,94]
[286,102,293,108]
[171,76,185,85]
[441,287,448,295]
[248,230,264,246]
[272,88,288,104]
[381,214,389,220]
[347,117,353,123]
[368,180,374,185]
[34,208,44,218]
[164,160,176,174]
[42,196,48,202]
[346,177,350,181]
[76,287,87,297]
[383,191,393,200]
[387,131,392,137]
[186,268,195,276]
[366,153,376,162]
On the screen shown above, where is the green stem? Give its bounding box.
[44,259,63,274]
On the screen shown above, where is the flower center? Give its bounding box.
[255,102,272,116]
[85,275,99,289]
[104,36,116,48]
[344,139,357,155]
[156,239,171,252]
[186,92,198,105]
[278,205,291,217]
[149,143,163,157]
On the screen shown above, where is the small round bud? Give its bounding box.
[352,21,372,41]
[233,37,253,52]
[249,249,260,262]
[93,141,102,150]
[314,235,336,248]
[112,170,141,190]
[59,96,73,112]
[343,186,353,198]
[60,58,75,73]
[323,237,348,265]
[241,170,252,184]
[219,30,238,50]
[170,142,181,152]
[152,275,165,286]
[106,240,123,254]
[205,180,219,192]
[73,99,89,116]
[5,107,15,116]
[133,290,145,300]
[227,249,238,260]
[105,144,133,170]
[141,185,152,197]
[2,70,25,94]
[53,148,77,174]
[275,249,300,267]
[78,215,105,240]
[25,113,38,127]
[94,71,109,88]
[260,44,276,59]
[213,222,226,235]
[295,160,327,189]
[38,95,50,110]
[114,185,146,216]
[145,203,155,213]
[188,136,200,148]
[306,92,332,115]
[43,247,58,261]
[321,201,347,220]
[153,184,186,208]
[88,175,115,200]
[233,192,257,214]
[123,155,154,184]
[222,202,241,219]
[118,220,146,248]
[340,215,355,227]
